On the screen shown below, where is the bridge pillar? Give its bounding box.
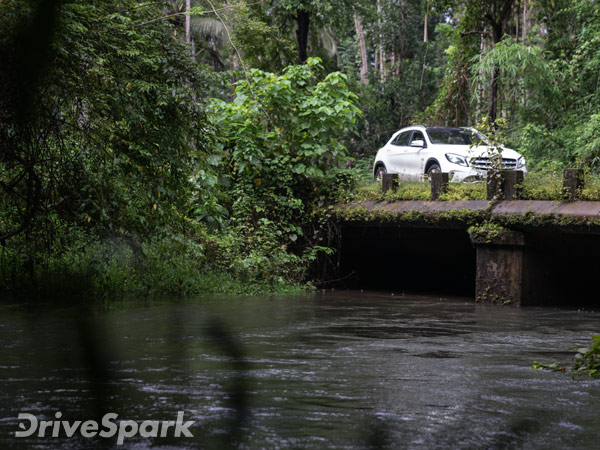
[470,230,527,306]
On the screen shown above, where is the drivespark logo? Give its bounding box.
[15,411,195,445]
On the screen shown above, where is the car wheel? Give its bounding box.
[426,163,441,180]
[374,164,387,182]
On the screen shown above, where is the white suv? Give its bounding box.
[373,125,526,182]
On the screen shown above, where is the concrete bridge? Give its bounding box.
[334,200,600,307]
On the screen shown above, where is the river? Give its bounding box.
[1,291,599,448]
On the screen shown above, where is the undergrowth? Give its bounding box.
[346,168,600,203]
[533,335,600,379]
[0,223,311,301]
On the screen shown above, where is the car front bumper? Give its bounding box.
[448,166,527,182]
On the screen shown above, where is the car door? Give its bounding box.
[388,130,425,180]
[403,130,427,177]
[386,131,412,178]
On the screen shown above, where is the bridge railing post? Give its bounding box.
[563,169,584,201]
[430,172,449,201]
[382,173,398,194]
[503,170,524,200]
[487,170,524,200]
[487,171,504,200]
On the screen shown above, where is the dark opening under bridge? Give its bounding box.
[334,199,600,307]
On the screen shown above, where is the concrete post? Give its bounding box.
[503,170,524,200]
[430,172,449,201]
[487,170,524,200]
[486,171,504,200]
[470,230,526,306]
[382,173,398,194]
[563,169,584,201]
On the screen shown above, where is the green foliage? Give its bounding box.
[475,115,507,172]
[10,0,600,300]
[574,114,600,168]
[188,0,297,72]
[518,169,565,200]
[345,169,600,203]
[471,37,559,125]
[0,0,212,239]
[467,221,507,242]
[580,170,600,200]
[424,0,600,173]
[0,219,307,300]
[210,57,359,240]
[422,23,476,126]
[533,335,600,379]
[201,57,360,287]
[349,179,486,203]
[570,335,600,378]
[383,182,431,201]
[351,60,442,156]
[518,123,570,168]
[438,182,486,200]
[211,57,359,179]
[531,361,565,372]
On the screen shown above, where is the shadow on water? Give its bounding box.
[203,318,251,446]
[75,315,115,422]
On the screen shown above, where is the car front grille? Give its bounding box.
[470,157,517,171]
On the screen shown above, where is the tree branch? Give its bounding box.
[461,29,489,37]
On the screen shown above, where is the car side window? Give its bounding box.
[410,131,425,145]
[391,131,411,146]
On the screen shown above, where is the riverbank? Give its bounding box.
[0,225,312,301]
[6,167,600,302]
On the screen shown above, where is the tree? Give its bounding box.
[447,0,516,121]
[425,0,522,126]
[0,0,211,245]
[268,0,352,64]
[210,57,359,231]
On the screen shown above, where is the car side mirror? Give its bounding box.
[410,139,425,148]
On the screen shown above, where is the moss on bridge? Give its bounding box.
[332,200,600,233]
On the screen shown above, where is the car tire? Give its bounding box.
[426,163,441,180]
[374,164,387,182]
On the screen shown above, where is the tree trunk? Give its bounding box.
[377,0,386,83]
[185,0,191,44]
[476,30,486,121]
[296,9,310,64]
[485,0,516,122]
[489,56,500,122]
[522,0,527,42]
[423,0,429,43]
[354,13,369,84]
[397,5,405,77]
[420,43,429,91]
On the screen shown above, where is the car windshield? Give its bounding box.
[427,128,485,145]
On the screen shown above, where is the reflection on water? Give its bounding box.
[1,292,600,448]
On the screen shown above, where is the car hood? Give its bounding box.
[433,144,522,159]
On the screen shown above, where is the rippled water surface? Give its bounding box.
[1,292,600,448]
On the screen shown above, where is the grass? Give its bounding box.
[346,167,600,203]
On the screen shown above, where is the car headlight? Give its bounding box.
[517,156,526,169]
[445,153,469,167]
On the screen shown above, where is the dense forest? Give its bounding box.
[1,0,600,298]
